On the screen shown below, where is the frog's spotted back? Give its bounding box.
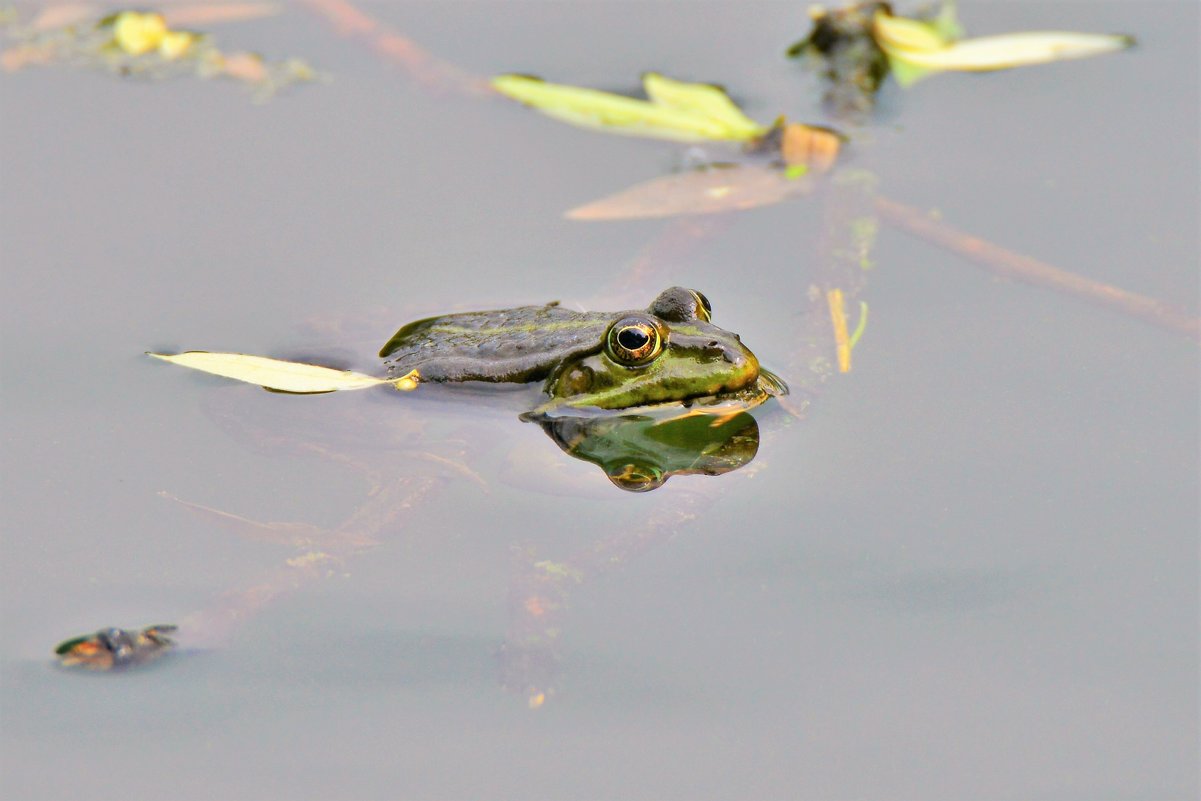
[379,303,613,383]
[376,287,774,413]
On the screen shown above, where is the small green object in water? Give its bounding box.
[848,301,869,349]
[55,624,177,671]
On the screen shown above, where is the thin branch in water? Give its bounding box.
[614,215,735,300]
[874,196,1201,342]
[300,0,489,95]
[178,474,441,648]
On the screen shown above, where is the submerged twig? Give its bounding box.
[300,0,488,95]
[874,196,1200,342]
[179,474,441,648]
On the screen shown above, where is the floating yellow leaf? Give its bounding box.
[874,10,1133,78]
[112,11,168,56]
[492,74,766,143]
[566,165,809,221]
[149,352,418,394]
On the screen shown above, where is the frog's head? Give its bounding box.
[541,287,764,412]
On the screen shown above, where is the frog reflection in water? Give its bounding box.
[538,410,761,492]
[378,286,787,418]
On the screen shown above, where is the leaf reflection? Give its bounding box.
[566,164,813,221]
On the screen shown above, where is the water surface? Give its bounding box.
[1,2,1197,799]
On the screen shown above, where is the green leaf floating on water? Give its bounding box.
[491,73,767,142]
[149,352,418,394]
[640,73,765,140]
[873,8,1133,86]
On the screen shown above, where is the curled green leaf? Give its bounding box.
[491,73,766,143]
[640,72,765,139]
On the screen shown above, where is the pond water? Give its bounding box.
[1,2,1197,799]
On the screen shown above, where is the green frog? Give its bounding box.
[379,287,787,416]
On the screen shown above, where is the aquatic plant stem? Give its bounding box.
[874,196,1201,343]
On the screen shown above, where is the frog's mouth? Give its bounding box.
[678,367,789,408]
[527,367,788,421]
[753,368,789,398]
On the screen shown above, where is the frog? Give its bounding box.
[378,286,787,417]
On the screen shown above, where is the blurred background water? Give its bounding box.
[1,2,1197,799]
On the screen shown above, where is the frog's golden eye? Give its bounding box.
[605,317,663,366]
[692,291,712,322]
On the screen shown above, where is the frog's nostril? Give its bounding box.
[707,340,719,348]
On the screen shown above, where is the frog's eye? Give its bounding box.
[606,317,663,366]
[649,286,711,322]
[607,463,666,492]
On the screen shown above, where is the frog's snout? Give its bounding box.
[705,339,751,364]
[715,340,760,389]
[721,347,748,366]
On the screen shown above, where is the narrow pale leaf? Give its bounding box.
[149,352,407,394]
[566,165,808,221]
[874,8,1133,75]
[888,31,1133,71]
[641,72,765,139]
[492,75,755,142]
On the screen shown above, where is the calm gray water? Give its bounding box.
[2,2,1197,799]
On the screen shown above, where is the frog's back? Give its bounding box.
[379,303,612,383]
